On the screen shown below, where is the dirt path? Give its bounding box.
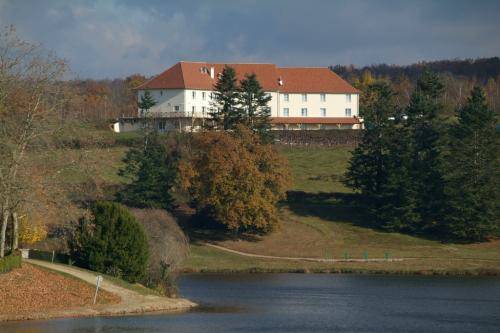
[205,243,404,262]
[1,259,196,322]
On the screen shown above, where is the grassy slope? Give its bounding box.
[181,146,500,274]
[40,135,499,275]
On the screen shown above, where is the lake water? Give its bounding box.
[2,274,500,332]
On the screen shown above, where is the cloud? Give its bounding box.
[0,0,499,78]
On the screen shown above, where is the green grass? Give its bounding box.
[181,146,500,275]
[34,142,499,275]
[279,146,352,193]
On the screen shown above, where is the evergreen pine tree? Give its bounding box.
[139,90,157,115]
[209,65,241,130]
[443,87,499,241]
[346,82,417,230]
[69,202,149,283]
[237,73,272,142]
[405,70,447,232]
[117,133,178,210]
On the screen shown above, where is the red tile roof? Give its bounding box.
[271,117,361,125]
[136,61,359,94]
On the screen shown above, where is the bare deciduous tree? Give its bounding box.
[0,25,68,257]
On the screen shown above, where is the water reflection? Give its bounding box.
[1,274,500,333]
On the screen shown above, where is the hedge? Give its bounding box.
[273,129,361,146]
[0,254,22,274]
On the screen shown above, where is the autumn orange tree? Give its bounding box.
[179,125,291,234]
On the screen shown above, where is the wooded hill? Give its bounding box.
[332,57,500,114]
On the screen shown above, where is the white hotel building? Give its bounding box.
[114,61,361,132]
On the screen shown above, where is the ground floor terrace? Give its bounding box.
[112,116,362,133]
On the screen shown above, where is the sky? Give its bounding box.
[1,0,499,79]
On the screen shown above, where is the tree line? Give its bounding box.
[345,71,498,242]
[333,57,500,118]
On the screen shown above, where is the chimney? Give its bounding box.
[210,66,215,79]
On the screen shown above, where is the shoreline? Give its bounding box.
[0,260,196,323]
[180,267,500,276]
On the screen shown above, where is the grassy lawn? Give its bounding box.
[181,145,500,275]
[35,141,499,275]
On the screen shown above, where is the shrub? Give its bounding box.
[130,208,189,296]
[0,253,22,274]
[179,125,291,234]
[69,201,149,283]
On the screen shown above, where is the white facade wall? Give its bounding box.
[277,93,358,118]
[138,89,358,119]
[185,89,215,118]
[137,89,185,116]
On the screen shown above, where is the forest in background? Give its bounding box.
[332,57,500,116]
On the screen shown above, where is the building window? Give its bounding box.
[160,90,163,96]
[301,108,308,116]
[202,92,206,100]
[192,91,196,99]
[300,124,306,130]
[283,108,289,117]
[202,106,206,114]
[320,93,326,102]
[320,108,326,117]
[346,94,351,103]
[174,105,180,111]
[158,120,166,131]
[345,108,352,117]
[192,106,196,112]
[283,94,289,102]
[302,93,307,102]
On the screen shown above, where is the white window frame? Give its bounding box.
[283,94,289,102]
[301,108,308,117]
[202,92,206,100]
[192,106,196,112]
[283,108,289,117]
[345,108,352,117]
[346,94,351,103]
[202,106,206,114]
[320,93,326,102]
[192,91,196,99]
[302,93,307,102]
[174,105,180,111]
[320,108,326,117]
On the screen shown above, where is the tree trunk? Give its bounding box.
[12,211,19,250]
[0,209,10,258]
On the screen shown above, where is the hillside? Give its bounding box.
[30,136,500,275]
[181,146,500,275]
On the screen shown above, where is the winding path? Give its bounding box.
[205,243,404,262]
[12,259,196,322]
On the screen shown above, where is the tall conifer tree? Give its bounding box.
[346,82,417,230]
[238,73,272,142]
[405,70,447,232]
[443,87,499,241]
[139,90,156,115]
[209,65,240,130]
[117,133,178,210]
